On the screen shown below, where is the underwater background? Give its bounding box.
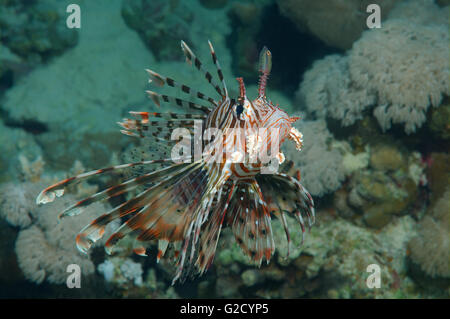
[0,0,449,299]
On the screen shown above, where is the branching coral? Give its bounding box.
[350,18,449,134]
[297,0,449,134]
[297,55,375,126]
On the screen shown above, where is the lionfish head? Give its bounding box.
[232,47,303,152]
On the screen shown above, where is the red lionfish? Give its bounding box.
[36,41,315,284]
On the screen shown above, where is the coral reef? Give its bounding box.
[429,101,450,140]
[409,188,450,278]
[215,212,418,298]
[14,187,107,284]
[388,0,449,25]
[297,55,375,126]
[1,0,448,300]
[98,257,144,287]
[334,142,424,228]
[351,18,449,134]
[297,0,449,134]
[0,123,43,182]
[97,256,179,298]
[0,182,42,228]
[122,0,194,61]
[277,0,396,50]
[426,153,450,203]
[282,120,346,197]
[0,0,78,63]
[0,156,110,285]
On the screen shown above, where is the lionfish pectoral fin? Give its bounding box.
[194,180,237,274]
[256,172,315,250]
[99,161,204,256]
[36,157,185,206]
[169,165,235,284]
[227,181,275,266]
[63,161,194,255]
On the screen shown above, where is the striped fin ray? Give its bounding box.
[256,172,315,246]
[196,180,237,274]
[103,161,211,259]
[72,162,201,254]
[273,209,292,256]
[146,68,218,107]
[180,40,224,97]
[207,40,228,98]
[59,163,193,219]
[227,181,275,265]
[171,164,233,283]
[117,111,200,149]
[36,157,191,206]
[146,90,211,114]
[118,117,196,138]
[129,111,206,121]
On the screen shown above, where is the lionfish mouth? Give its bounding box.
[36,40,315,285]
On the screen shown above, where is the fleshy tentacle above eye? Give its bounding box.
[258,46,272,98]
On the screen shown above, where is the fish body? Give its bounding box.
[36,41,315,284]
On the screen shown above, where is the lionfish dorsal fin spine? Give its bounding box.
[208,40,228,98]
[145,90,211,114]
[145,69,217,107]
[180,40,224,98]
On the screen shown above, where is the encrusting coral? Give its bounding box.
[334,142,424,229]
[297,0,449,134]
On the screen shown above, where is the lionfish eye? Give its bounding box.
[236,103,244,117]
